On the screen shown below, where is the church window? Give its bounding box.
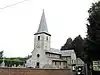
[38,36,40,40]
[60,62,61,65]
[63,62,67,66]
[46,36,48,40]
[36,62,40,68]
[55,62,56,65]
[37,54,40,58]
[49,54,50,56]
[72,60,73,63]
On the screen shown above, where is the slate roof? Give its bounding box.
[37,10,48,33]
[45,48,61,55]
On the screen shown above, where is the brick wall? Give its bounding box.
[0,68,72,75]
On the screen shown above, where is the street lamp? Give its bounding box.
[77,66,84,75]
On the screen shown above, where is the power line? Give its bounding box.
[0,0,29,10]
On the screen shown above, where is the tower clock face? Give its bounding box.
[36,42,40,48]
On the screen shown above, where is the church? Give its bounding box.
[26,10,76,69]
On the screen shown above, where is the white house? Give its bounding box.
[26,10,76,69]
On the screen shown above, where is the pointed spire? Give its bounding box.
[37,10,48,33]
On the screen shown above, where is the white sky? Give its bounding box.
[0,0,97,57]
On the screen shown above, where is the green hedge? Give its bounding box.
[0,59,3,64]
[0,58,26,67]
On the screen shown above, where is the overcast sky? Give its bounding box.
[0,0,97,57]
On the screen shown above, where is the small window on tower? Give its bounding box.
[38,36,40,40]
[46,36,48,40]
[37,54,40,58]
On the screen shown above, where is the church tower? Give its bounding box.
[34,10,51,51]
[27,10,51,68]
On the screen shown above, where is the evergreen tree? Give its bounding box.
[87,1,100,60]
[61,37,73,50]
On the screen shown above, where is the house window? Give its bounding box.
[38,36,40,40]
[37,54,40,58]
[36,62,40,68]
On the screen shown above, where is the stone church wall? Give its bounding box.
[0,67,72,75]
